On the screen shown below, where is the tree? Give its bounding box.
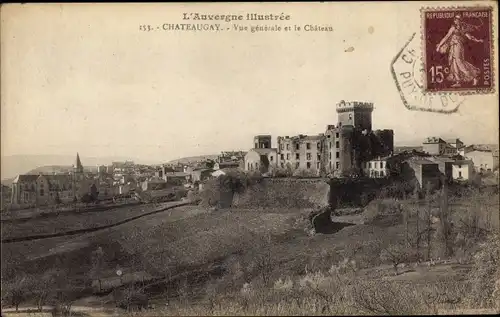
[206,159,215,169]
[90,246,105,292]
[438,180,453,258]
[90,184,99,202]
[113,284,149,312]
[248,233,274,285]
[3,274,33,311]
[32,269,58,312]
[54,192,62,205]
[425,181,433,261]
[380,241,417,275]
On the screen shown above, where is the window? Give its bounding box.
[336,152,340,158]
[329,142,332,149]
[458,164,462,168]
[270,156,274,162]
[281,163,284,168]
[307,162,311,169]
[380,170,385,177]
[306,153,311,160]
[306,143,311,150]
[349,114,352,120]
[280,144,283,150]
[281,154,284,160]
[317,162,320,169]
[295,143,299,150]
[287,153,290,160]
[374,171,379,177]
[329,161,332,169]
[317,143,321,150]
[255,143,258,148]
[369,162,372,168]
[336,162,340,169]
[336,133,339,138]
[458,171,462,178]
[317,153,321,160]
[336,141,340,148]
[40,189,44,196]
[329,152,332,160]
[286,144,290,150]
[374,162,378,168]
[296,153,300,160]
[296,162,300,169]
[380,162,384,168]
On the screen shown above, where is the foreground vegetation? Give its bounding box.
[1,175,498,316]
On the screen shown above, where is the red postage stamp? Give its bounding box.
[421,6,494,94]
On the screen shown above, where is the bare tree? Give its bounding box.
[425,181,432,261]
[380,242,416,275]
[3,274,33,312]
[113,283,148,312]
[32,270,58,312]
[90,246,105,292]
[252,234,274,285]
[438,181,453,258]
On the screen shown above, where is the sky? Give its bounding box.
[1,2,498,163]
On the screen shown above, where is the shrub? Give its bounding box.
[292,168,319,178]
[466,233,500,309]
[2,275,34,311]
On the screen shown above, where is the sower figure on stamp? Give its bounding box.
[436,14,484,87]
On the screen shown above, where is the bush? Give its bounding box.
[292,168,319,178]
[466,233,500,309]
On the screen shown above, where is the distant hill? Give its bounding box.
[25,165,98,175]
[1,154,154,181]
[167,155,219,166]
[394,145,423,153]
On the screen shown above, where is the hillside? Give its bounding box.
[394,145,423,153]
[167,154,219,165]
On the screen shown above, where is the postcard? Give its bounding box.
[1,2,498,316]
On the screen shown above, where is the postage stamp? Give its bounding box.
[421,6,494,94]
[391,32,466,114]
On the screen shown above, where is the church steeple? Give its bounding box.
[75,153,84,174]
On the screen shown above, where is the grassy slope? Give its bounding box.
[1,191,498,315]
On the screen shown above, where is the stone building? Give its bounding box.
[422,137,458,156]
[10,153,101,207]
[244,100,394,177]
[244,135,278,173]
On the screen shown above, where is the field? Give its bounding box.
[0,201,185,240]
[1,187,499,316]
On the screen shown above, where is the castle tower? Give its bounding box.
[336,100,374,132]
[253,135,272,149]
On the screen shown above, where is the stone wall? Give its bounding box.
[232,178,331,209]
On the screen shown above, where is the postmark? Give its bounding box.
[421,6,494,94]
[391,33,465,114]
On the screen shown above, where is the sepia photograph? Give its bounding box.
[1,2,499,316]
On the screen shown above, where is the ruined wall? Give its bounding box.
[232,178,331,209]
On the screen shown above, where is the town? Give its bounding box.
[4,99,498,211]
